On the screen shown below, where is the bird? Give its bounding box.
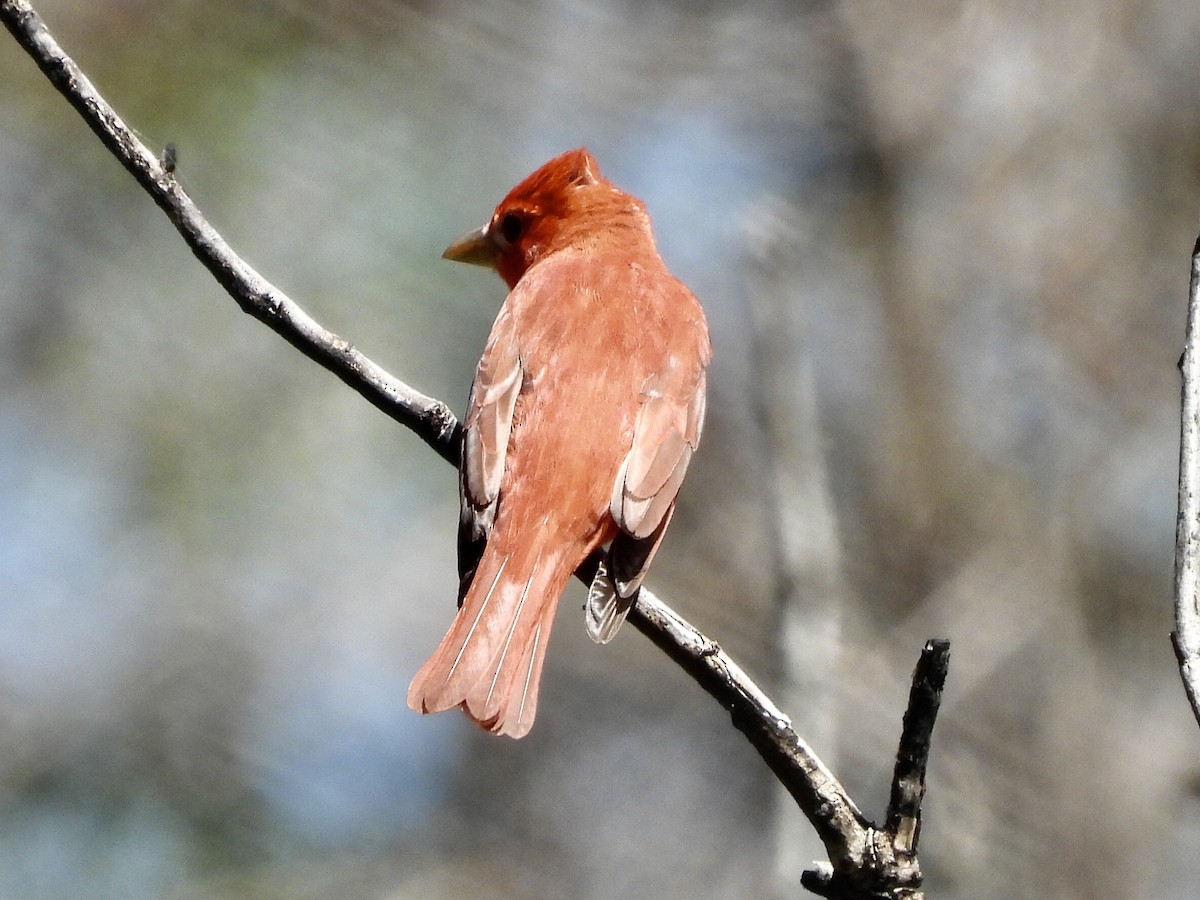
[407,148,710,738]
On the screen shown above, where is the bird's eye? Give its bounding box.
[498,212,524,246]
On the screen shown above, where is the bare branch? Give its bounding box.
[0,0,460,465]
[795,647,944,900]
[885,640,950,854]
[1174,234,1200,730]
[1,2,950,894]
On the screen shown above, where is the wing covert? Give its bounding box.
[458,320,522,598]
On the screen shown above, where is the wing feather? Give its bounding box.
[458,316,522,598]
[611,369,706,540]
[463,325,522,510]
[590,336,707,643]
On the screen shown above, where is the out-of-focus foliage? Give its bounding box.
[0,1,1196,897]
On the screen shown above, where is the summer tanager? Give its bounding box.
[407,148,710,738]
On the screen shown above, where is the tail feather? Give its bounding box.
[407,542,570,738]
[471,603,555,738]
[462,556,543,729]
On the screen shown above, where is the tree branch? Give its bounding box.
[1,2,949,893]
[885,640,949,854]
[1174,233,1200,730]
[0,0,460,465]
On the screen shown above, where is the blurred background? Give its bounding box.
[1,0,1198,897]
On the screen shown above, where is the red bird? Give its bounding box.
[407,148,710,738]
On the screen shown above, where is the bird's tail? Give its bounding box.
[407,538,575,739]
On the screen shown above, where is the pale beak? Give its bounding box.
[443,224,499,269]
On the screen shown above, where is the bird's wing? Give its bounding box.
[588,311,708,643]
[457,311,522,600]
[611,366,706,540]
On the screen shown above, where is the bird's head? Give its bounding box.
[443,148,648,289]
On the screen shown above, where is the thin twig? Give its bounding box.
[0,0,460,465]
[629,589,871,863]
[885,640,950,854]
[571,549,871,865]
[796,645,944,900]
[2,2,949,893]
[1174,234,1200,730]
